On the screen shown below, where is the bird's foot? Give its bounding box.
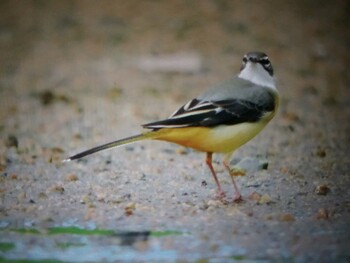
[233,194,243,203]
[215,190,226,200]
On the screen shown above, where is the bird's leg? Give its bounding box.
[205,152,225,198]
[223,158,242,202]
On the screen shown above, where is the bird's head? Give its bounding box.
[238,51,275,89]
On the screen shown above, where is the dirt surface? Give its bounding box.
[0,1,349,262]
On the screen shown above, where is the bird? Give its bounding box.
[63,51,279,202]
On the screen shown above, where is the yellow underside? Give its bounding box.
[150,115,273,154]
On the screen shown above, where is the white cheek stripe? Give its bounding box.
[239,63,276,90]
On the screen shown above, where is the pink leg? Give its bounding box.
[205,152,225,198]
[223,160,242,202]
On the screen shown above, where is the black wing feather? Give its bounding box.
[200,99,267,126]
[143,95,275,129]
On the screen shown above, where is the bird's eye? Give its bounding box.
[259,57,270,65]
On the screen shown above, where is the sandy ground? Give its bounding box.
[0,1,349,262]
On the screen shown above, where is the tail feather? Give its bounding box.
[63,133,152,162]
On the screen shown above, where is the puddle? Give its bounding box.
[0,227,186,262]
[0,226,251,262]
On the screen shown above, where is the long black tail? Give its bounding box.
[63,133,150,162]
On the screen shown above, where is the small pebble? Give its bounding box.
[39,90,55,105]
[10,174,18,180]
[258,194,272,205]
[248,192,272,204]
[280,213,295,222]
[65,174,78,182]
[87,203,96,209]
[315,184,330,195]
[283,112,299,122]
[139,173,147,181]
[315,148,326,158]
[50,147,65,154]
[5,135,18,148]
[316,208,329,220]
[38,90,71,105]
[50,185,65,194]
[248,191,261,202]
[80,195,91,204]
[125,202,136,210]
[124,202,136,216]
[265,214,275,220]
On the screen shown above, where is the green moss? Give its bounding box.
[6,227,185,238]
[150,230,184,237]
[12,228,41,234]
[0,242,15,252]
[230,255,245,260]
[56,242,85,249]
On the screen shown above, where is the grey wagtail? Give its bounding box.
[64,51,279,202]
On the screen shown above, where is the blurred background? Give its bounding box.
[0,0,349,262]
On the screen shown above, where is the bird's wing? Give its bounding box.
[142,93,275,130]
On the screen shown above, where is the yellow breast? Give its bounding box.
[152,113,274,154]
